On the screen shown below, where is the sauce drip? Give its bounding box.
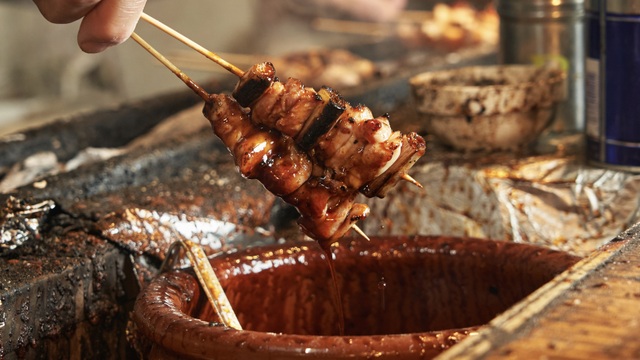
[320,243,345,336]
[378,276,387,312]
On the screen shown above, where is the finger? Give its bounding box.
[33,0,101,24]
[77,0,147,53]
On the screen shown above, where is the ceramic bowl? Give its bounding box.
[131,235,578,359]
[409,65,566,152]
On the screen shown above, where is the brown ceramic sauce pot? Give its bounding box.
[132,235,579,359]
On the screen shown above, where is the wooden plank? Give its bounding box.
[437,223,640,359]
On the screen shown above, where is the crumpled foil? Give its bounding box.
[3,102,638,258]
[96,207,277,285]
[362,136,640,257]
[97,207,275,262]
[0,196,56,251]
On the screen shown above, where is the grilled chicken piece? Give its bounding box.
[361,133,426,198]
[205,94,312,197]
[206,56,426,243]
[357,115,393,144]
[314,104,373,169]
[250,80,286,130]
[275,78,322,138]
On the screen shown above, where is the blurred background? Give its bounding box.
[0,1,262,135]
[0,0,491,136]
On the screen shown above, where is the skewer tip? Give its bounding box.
[351,224,371,241]
[401,173,423,189]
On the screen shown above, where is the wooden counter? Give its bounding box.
[437,222,640,359]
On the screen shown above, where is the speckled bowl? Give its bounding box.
[410,65,566,152]
[131,235,579,360]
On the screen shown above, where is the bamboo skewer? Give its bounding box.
[168,49,260,71]
[401,173,423,189]
[351,224,371,242]
[139,12,244,77]
[161,238,242,330]
[130,32,210,101]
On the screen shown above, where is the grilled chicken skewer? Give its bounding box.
[131,14,426,244]
[138,13,424,195]
[131,32,371,245]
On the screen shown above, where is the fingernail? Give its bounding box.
[79,41,114,53]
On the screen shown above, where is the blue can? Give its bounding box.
[586,0,640,171]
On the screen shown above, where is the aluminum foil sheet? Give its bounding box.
[97,207,276,261]
[2,101,638,258]
[362,135,640,257]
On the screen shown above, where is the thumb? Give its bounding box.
[77,0,147,53]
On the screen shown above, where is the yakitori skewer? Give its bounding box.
[130,31,372,244]
[137,12,422,189]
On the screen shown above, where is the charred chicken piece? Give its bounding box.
[205,94,312,197]
[361,133,426,197]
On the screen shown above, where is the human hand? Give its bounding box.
[33,0,147,53]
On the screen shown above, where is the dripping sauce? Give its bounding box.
[320,243,346,336]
